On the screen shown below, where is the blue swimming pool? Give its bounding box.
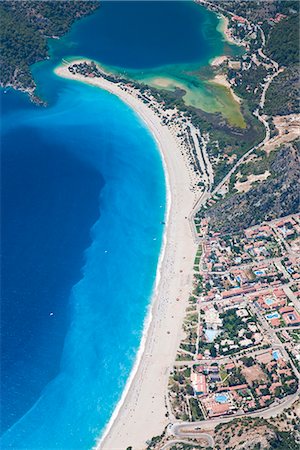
[254,270,265,276]
[266,312,280,320]
[272,350,281,360]
[205,329,218,343]
[265,298,275,305]
[215,393,229,404]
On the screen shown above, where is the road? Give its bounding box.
[162,435,214,449]
[196,9,281,201]
[188,20,279,226]
[174,347,276,368]
[169,383,300,434]
[167,4,300,441]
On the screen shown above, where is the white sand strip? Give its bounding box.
[55,61,197,450]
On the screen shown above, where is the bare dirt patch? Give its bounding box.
[242,364,268,385]
[264,113,300,154]
[235,171,271,193]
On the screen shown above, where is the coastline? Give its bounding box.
[217,14,242,46]
[210,73,242,104]
[209,55,229,67]
[55,61,198,449]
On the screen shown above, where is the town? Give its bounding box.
[169,213,300,423]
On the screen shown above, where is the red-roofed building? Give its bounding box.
[201,397,231,417]
[218,384,248,392]
[270,382,282,394]
[270,318,281,327]
[225,362,236,372]
[281,307,300,326]
[232,15,247,23]
[191,371,207,396]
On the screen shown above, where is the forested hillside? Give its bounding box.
[266,14,299,66]
[265,66,300,116]
[0,1,99,97]
[206,141,300,233]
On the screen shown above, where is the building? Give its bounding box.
[280,306,300,326]
[191,371,207,396]
[201,397,231,418]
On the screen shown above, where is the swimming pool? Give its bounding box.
[272,350,282,360]
[266,311,280,320]
[265,297,275,306]
[254,270,265,276]
[215,393,229,404]
[205,329,218,343]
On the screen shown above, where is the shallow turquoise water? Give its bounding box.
[1,2,229,448]
[1,81,165,449]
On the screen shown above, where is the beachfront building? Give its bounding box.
[191,370,207,396]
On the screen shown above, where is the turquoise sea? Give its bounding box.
[1,2,229,448]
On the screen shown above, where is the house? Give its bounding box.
[240,338,253,347]
[202,397,231,417]
[280,306,300,326]
[270,382,282,394]
[191,371,207,396]
[225,362,236,372]
[232,15,247,24]
[259,395,272,407]
[237,308,249,318]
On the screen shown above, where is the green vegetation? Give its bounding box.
[266,14,300,66]
[227,367,246,387]
[215,415,300,450]
[206,141,300,233]
[238,148,277,177]
[189,397,204,421]
[265,65,300,116]
[144,84,264,188]
[146,428,166,450]
[170,444,207,450]
[0,1,99,95]
[290,330,300,343]
[229,64,268,112]
[220,309,243,338]
[269,431,300,450]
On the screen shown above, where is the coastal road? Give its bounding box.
[168,2,300,443]
[173,346,275,368]
[210,107,270,198]
[169,385,300,435]
[165,427,214,448]
[194,5,281,201]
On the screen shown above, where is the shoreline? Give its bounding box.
[94,91,173,450]
[209,55,229,67]
[217,13,243,47]
[210,73,242,104]
[55,61,197,449]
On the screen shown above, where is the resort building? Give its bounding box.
[191,371,207,396]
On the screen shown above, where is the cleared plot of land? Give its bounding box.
[242,364,268,385]
[235,170,271,193]
[264,113,300,154]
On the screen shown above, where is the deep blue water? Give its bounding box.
[1,82,165,448]
[1,2,226,448]
[49,1,224,70]
[1,118,104,431]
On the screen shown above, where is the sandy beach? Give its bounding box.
[218,14,240,46]
[55,62,198,450]
[210,73,242,104]
[209,55,229,67]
